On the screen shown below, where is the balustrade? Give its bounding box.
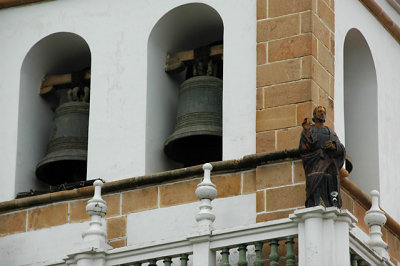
[49,165,394,266]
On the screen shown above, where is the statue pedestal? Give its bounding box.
[290,206,357,266]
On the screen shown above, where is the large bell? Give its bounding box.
[36,87,89,185]
[164,75,222,166]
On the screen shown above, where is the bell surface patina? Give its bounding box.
[164,75,222,166]
[36,86,89,185]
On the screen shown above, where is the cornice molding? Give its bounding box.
[359,0,400,44]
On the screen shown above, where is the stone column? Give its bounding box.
[290,206,357,266]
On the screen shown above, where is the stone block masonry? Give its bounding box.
[256,0,336,153]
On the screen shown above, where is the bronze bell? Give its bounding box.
[164,75,223,166]
[36,86,89,185]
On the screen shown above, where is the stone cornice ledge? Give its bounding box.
[360,0,400,43]
[0,149,300,212]
[0,0,53,9]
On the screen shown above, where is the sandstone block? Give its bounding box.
[265,184,306,211]
[257,43,267,65]
[257,15,299,42]
[256,131,276,153]
[268,34,312,62]
[301,11,312,33]
[256,104,297,132]
[317,40,334,75]
[122,187,158,214]
[28,203,68,231]
[0,211,26,236]
[293,161,306,183]
[243,171,256,194]
[277,126,303,151]
[268,0,312,17]
[312,13,330,48]
[317,0,334,32]
[160,179,199,207]
[256,163,292,189]
[257,59,301,87]
[256,191,265,212]
[107,216,127,239]
[257,0,267,20]
[264,80,312,108]
[211,173,241,198]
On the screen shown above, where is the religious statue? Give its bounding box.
[299,106,346,208]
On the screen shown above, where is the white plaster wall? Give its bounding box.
[0,221,88,266]
[0,0,256,200]
[343,29,380,200]
[127,194,256,246]
[336,0,400,222]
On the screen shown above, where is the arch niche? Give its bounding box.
[343,28,379,194]
[146,3,224,173]
[17,32,91,195]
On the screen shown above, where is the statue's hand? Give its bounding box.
[302,118,312,136]
[325,140,336,150]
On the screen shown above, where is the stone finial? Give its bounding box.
[364,190,389,260]
[82,180,108,242]
[195,163,217,231]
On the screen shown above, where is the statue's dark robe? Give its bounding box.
[299,125,345,208]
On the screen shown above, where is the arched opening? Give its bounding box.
[17,32,91,195]
[344,28,379,193]
[146,3,224,173]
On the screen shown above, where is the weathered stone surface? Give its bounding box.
[122,187,158,214]
[28,203,68,230]
[265,184,306,211]
[256,163,292,189]
[0,211,26,236]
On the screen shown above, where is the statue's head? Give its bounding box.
[312,106,326,123]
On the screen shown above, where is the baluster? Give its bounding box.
[254,242,263,266]
[180,254,189,266]
[238,244,247,266]
[149,259,157,266]
[269,239,279,266]
[285,237,295,266]
[350,253,358,266]
[220,247,230,266]
[163,256,172,266]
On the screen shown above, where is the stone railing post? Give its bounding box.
[364,190,389,260]
[188,163,217,266]
[65,180,111,266]
[290,206,357,266]
[195,163,217,232]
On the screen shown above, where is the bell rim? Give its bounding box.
[36,150,87,170]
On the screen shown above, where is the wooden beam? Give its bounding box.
[40,71,91,95]
[165,44,223,73]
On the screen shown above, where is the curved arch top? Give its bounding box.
[148,2,224,53]
[22,31,91,74]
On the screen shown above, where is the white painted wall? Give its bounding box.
[336,0,400,222]
[127,194,256,246]
[0,0,256,200]
[0,220,88,266]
